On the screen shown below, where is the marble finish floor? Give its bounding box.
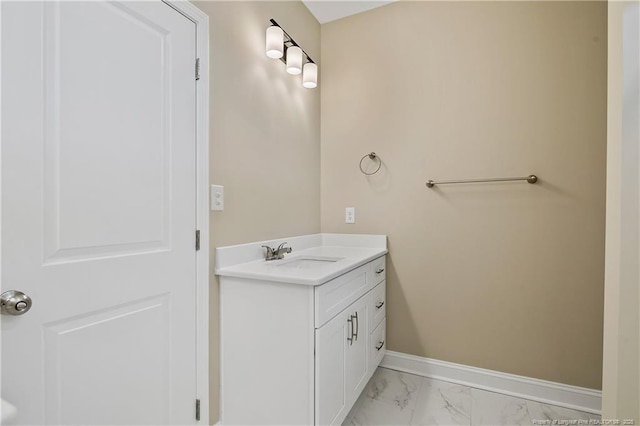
[343,367,601,426]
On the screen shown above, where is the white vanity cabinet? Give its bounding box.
[219,249,386,426]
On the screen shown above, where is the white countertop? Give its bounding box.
[215,234,387,286]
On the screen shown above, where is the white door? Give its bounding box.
[1,1,198,424]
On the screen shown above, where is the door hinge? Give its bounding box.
[195,230,201,251]
[195,58,201,81]
[195,399,201,421]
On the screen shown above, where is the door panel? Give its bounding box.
[43,1,173,262]
[315,311,348,426]
[1,1,197,424]
[345,296,369,406]
[43,295,171,424]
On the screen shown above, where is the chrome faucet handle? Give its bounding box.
[275,243,293,259]
[276,242,292,254]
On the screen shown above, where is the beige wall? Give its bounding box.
[321,1,607,389]
[194,1,321,422]
[602,0,640,419]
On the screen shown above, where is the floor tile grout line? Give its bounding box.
[407,376,428,426]
[469,384,473,426]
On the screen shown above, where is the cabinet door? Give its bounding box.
[345,295,370,405]
[315,311,349,425]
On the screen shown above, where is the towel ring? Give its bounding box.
[359,152,381,175]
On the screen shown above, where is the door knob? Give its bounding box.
[1,290,33,315]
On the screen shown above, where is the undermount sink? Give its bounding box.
[276,256,344,269]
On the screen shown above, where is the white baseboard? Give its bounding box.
[380,351,602,415]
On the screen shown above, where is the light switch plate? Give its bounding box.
[345,207,355,224]
[211,185,224,211]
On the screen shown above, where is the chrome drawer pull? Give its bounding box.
[347,317,354,345]
[347,311,360,343]
[376,340,385,351]
[351,312,359,341]
[375,268,385,274]
[375,301,384,309]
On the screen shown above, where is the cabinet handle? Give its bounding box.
[353,312,359,341]
[347,312,359,344]
[376,340,385,351]
[375,268,385,274]
[375,301,385,309]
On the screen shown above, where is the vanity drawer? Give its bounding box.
[369,256,386,286]
[370,320,386,367]
[369,281,385,331]
[315,264,369,328]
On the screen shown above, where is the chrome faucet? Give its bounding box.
[262,242,293,261]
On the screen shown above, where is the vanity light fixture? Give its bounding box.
[266,25,284,59]
[266,19,318,89]
[302,62,318,89]
[286,46,303,75]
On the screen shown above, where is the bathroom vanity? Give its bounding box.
[216,234,387,425]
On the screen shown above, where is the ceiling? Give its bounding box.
[302,0,395,24]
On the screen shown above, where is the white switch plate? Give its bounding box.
[211,185,224,211]
[345,207,355,224]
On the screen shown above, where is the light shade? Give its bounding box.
[266,26,284,59]
[302,62,318,89]
[286,46,303,75]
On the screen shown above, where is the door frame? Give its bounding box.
[602,0,640,418]
[163,1,210,423]
[0,1,210,423]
